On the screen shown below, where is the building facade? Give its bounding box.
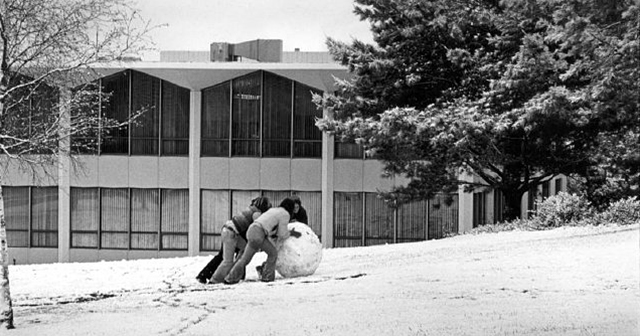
[3,61,564,265]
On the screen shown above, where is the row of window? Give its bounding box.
[78,70,330,158]
[70,188,189,250]
[4,187,59,248]
[473,178,564,226]
[4,187,459,250]
[201,71,324,158]
[79,70,192,156]
[200,190,322,251]
[333,192,459,247]
[7,69,368,159]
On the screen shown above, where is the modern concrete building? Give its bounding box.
[3,40,565,265]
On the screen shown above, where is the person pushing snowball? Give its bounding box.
[224,197,301,284]
[197,196,272,284]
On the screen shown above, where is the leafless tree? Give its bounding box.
[0,0,158,328]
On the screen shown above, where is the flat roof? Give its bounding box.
[91,61,349,91]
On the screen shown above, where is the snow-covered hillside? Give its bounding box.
[7,224,639,336]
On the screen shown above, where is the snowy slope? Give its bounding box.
[7,224,639,336]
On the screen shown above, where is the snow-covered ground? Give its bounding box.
[7,224,639,336]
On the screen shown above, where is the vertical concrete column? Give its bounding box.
[188,90,202,256]
[58,88,71,262]
[457,171,474,234]
[321,107,334,248]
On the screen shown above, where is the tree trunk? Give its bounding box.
[0,186,14,329]
[502,188,525,222]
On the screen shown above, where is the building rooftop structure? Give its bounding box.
[159,39,335,64]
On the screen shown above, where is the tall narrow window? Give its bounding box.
[160,189,189,250]
[293,83,323,157]
[473,191,487,227]
[130,189,160,250]
[4,76,34,154]
[542,181,550,199]
[70,188,100,248]
[262,72,292,157]
[493,189,505,224]
[101,71,130,154]
[130,71,160,155]
[3,187,30,247]
[201,83,231,156]
[162,82,190,155]
[71,82,101,154]
[28,84,58,155]
[428,194,459,239]
[200,190,229,251]
[31,187,58,247]
[333,192,363,247]
[397,200,427,242]
[232,72,261,156]
[364,193,394,246]
[527,186,537,217]
[101,188,129,249]
[293,191,322,240]
[555,179,563,195]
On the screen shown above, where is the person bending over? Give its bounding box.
[224,197,298,284]
[196,196,271,284]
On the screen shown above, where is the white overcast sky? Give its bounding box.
[136,0,375,60]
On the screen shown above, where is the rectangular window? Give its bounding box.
[101,188,130,249]
[30,187,58,247]
[4,77,34,154]
[160,189,189,250]
[200,190,229,251]
[335,141,364,159]
[397,200,427,242]
[364,193,394,246]
[293,83,323,158]
[527,186,537,218]
[428,194,458,239]
[334,192,363,247]
[232,72,261,156]
[28,85,59,155]
[261,190,291,208]
[130,71,160,155]
[262,72,292,157]
[70,82,101,155]
[70,188,100,248]
[493,189,505,224]
[231,190,261,217]
[201,83,231,156]
[542,181,550,199]
[130,189,160,250]
[3,187,30,247]
[292,191,322,240]
[162,82,190,155]
[555,178,563,195]
[101,71,130,154]
[473,191,487,228]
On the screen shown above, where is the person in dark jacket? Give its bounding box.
[196,196,271,284]
[290,195,308,224]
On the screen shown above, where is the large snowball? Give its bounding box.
[275,222,323,278]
